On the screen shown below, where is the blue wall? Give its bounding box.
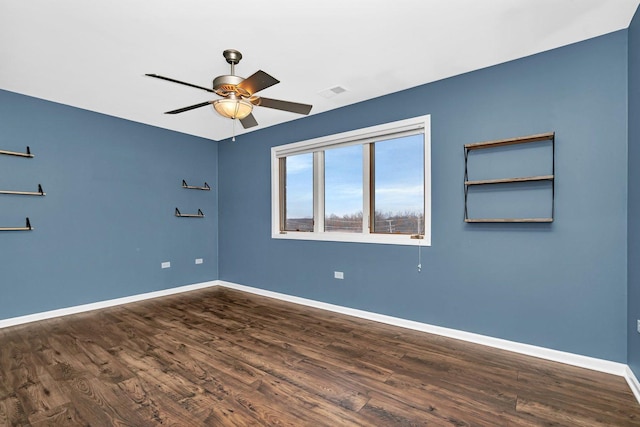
[219,30,629,362]
[629,7,640,376]
[0,90,218,319]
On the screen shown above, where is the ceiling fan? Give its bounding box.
[146,49,312,130]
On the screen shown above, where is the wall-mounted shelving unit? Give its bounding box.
[176,179,210,219]
[175,208,205,218]
[464,132,555,223]
[1,146,41,231]
[175,179,209,219]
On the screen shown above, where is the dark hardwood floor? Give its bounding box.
[0,286,639,426]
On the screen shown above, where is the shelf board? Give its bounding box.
[182,180,210,191]
[465,218,553,223]
[182,185,210,190]
[465,175,554,186]
[464,132,554,151]
[0,218,33,231]
[0,148,33,158]
[175,208,205,218]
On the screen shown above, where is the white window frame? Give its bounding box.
[271,115,431,246]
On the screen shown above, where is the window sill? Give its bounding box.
[272,231,431,246]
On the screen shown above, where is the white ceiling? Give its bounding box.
[1,0,638,142]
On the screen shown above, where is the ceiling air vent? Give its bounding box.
[318,85,348,99]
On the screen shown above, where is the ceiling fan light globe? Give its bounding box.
[213,98,253,120]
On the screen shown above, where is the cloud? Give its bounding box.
[286,154,313,174]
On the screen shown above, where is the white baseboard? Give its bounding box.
[1,278,635,404]
[626,366,640,403]
[0,281,218,329]
[216,280,628,378]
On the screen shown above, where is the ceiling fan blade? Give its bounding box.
[253,97,312,115]
[165,101,212,114]
[146,74,215,93]
[240,113,259,129]
[237,70,279,95]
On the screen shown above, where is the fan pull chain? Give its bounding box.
[231,101,240,142]
[232,118,236,142]
[417,237,422,272]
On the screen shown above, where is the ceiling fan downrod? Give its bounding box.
[223,49,242,76]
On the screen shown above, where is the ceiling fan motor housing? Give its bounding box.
[212,75,249,98]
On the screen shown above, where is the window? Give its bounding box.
[282,153,314,232]
[324,145,363,233]
[372,134,424,235]
[272,115,431,246]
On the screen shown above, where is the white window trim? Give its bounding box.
[271,115,431,246]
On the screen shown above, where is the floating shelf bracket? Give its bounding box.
[0,184,46,196]
[0,217,33,231]
[182,180,211,191]
[175,208,205,218]
[0,146,34,158]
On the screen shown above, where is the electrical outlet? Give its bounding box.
[161,261,170,269]
[334,271,344,279]
[637,319,640,334]
[195,258,203,264]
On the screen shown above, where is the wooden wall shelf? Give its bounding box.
[0,217,33,231]
[0,146,33,158]
[464,133,555,223]
[465,175,554,186]
[182,180,210,191]
[465,218,553,223]
[175,208,204,218]
[0,184,45,196]
[464,132,555,151]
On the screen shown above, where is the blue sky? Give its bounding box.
[286,135,423,218]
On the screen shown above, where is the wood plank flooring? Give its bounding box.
[0,286,639,426]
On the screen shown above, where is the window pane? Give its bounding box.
[284,153,313,231]
[325,145,363,233]
[373,135,424,234]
